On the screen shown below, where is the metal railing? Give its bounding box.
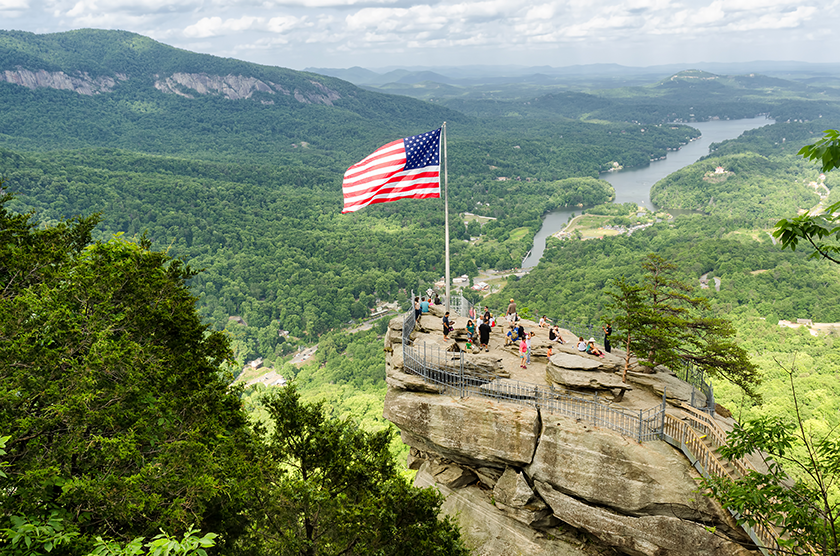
[449,293,475,319]
[672,360,715,415]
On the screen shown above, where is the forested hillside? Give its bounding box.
[0,29,712,368]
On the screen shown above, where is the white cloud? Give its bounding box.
[5,0,840,69]
[184,14,306,38]
[0,0,29,12]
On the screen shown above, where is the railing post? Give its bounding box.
[638,409,643,442]
[660,388,667,439]
[459,351,464,398]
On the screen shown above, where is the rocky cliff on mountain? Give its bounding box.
[153,73,342,104]
[1,66,342,105]
[2,68,127,95]
[383,310,759,556]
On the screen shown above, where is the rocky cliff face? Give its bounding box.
[383,311,758,556]
[152,72,341,105]
[1,66,342,105]
[2,68,127,95]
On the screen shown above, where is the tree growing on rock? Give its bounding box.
[605,253,761,399]
[702,363,840,555]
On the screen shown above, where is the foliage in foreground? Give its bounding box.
[704,366,840,556]
[0,195,469,555]
[234,385,470,556]
[0,191,250,550]
[774,128,840,265]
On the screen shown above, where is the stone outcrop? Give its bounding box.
[2,68,126,95]
[383,389,540,467]
[383,314,758,556]
[0,66,341,106]
[153,73,341,104]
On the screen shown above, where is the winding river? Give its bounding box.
[521,116,774,268]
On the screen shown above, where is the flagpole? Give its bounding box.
[443,122,450,315]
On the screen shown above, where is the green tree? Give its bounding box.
[703,364,840,555]
[237,385,470,556]
[0,193,250,549]
[605,254,761,399]
[603,276,648,382]
[774,129,840,264]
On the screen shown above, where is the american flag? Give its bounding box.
[342,128,441,214]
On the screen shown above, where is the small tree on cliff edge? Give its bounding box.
[606,254,761,400]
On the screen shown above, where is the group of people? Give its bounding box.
[577,336,605,357]
[420,295,613,362]
[413,295,443,322]
[465,305,494,352]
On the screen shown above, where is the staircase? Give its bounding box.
[662,405,782,555]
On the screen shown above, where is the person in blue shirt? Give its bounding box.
[420,297,430,314]
[442,312,452,341]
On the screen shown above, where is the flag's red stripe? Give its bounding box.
[343,170,440,202]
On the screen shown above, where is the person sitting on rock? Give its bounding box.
[586,338,605,357]
[548,326,564,343]
[466,319,476,342]
[577,337,587,352]
[538,315,547,328]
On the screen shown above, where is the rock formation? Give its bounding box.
[0,66,342,106]
[383,313,758,556]
[2,68,126,95]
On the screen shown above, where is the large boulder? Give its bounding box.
[415,467,594,556]
[535,481,755,556]
[549,353,602,371]
[525,416,740,527]
[546,365,630,393]
[383,389,540,467]
[384,349,443,393]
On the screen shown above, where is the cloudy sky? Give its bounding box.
[1,0,837,71]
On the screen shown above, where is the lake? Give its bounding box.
[521,116,774,268]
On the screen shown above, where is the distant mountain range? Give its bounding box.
[307,61,840,89]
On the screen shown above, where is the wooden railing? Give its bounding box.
[663,412,782,554]
[680,405,756,477]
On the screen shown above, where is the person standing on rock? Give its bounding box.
[478,319,492,352]
[519,336,528,368]
[526,331,534,364]
[506,298,517,323]
[414,297,421,322]
[602,323,612,353]
[442,311,452,341]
